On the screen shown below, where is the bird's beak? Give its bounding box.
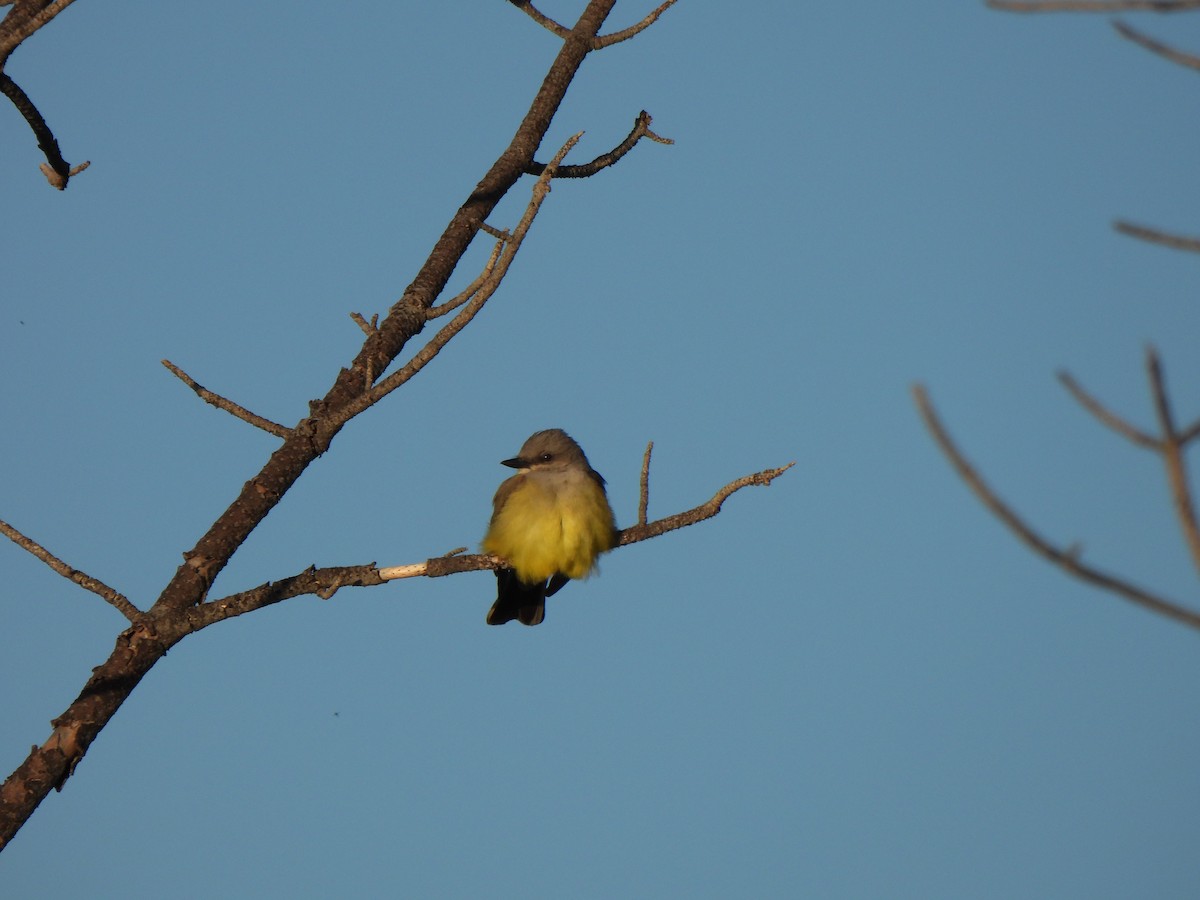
[501,456,526,469]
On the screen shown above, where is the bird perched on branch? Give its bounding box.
[482,429,618,626]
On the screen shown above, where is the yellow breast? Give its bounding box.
[482,472,617,583]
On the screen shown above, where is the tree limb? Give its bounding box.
[1145,347,1200,575]
[988,0,1200,11]
[525,110,672,179]
[161,360,290,438]
[0,72,87,189]
[639,441,654,525]
[1113,18,1200,69]
[0,0,80,66]
[508,0,571,39]
[1057,369,1160,449]
[353,133,583,413]
[912,384,1200,631]
[378,462,796,582]
[0,0,623,848]
[1114,220,1200,253]
[426,240,504,319]
[0,518,142,622]
[594,0,680,48]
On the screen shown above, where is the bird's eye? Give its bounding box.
[540,453,553,462]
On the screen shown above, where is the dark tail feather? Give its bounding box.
[486,569,547,626]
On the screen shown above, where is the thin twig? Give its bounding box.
[161,360,290,438]
[639,441,653,526]
[1113,19,1200,70]
[426,239,504,319]
[349,312,378,335]
[988,0,1200,11]
[1057,370,1159,449]
[913,384,1200,631]
[507,0,571,37]
[1114,220,1200,253]
[594,0,680,48]
[526,110,672,179]
[619,463,796,545]
[0,518,142,622]
[1145,348,1200,575]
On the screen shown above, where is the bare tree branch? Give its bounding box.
[0,0,626,847]
[526,110,672,179]
[1113,18,1200,69]
[426,239,504,319]
[1057,370,1160,449]
[619,463,796,545]
[1145,347,1200,574]
[988,0,1200,11]
[509,0,679,49]
[184,565,386,631]
[353,134,583,413]
[349,312,378,335]
[191,454,793,628]
[0,518,142,622]
[379,462,795,583]
[594,0,680,48]
[1114,220,1200,253]
[0,73,87,189]
[639,441,654,525]
[161,359,290,438]
[508,0,571,38]
[912,384,1200,631]
[0,0,80,65]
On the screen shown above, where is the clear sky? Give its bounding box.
[3,2,1200,897]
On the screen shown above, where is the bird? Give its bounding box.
[482,429,618,626]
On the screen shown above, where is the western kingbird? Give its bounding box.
[482,429,618,626]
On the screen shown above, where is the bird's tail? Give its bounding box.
[486,569,547,626]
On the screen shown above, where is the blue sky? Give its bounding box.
[3,2,1200,897]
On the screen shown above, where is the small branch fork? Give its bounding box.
[526,110,673,178]
[509,0,680,48]
[913,346,1200,631]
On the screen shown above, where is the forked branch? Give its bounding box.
[913,384,1200,631]
[340,134,584,417]
[526,111,672,179]
[1145,347,1200,573]
[594,0,680,48]
[509,0,680,48]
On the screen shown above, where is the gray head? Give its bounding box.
[502,429,593,474]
